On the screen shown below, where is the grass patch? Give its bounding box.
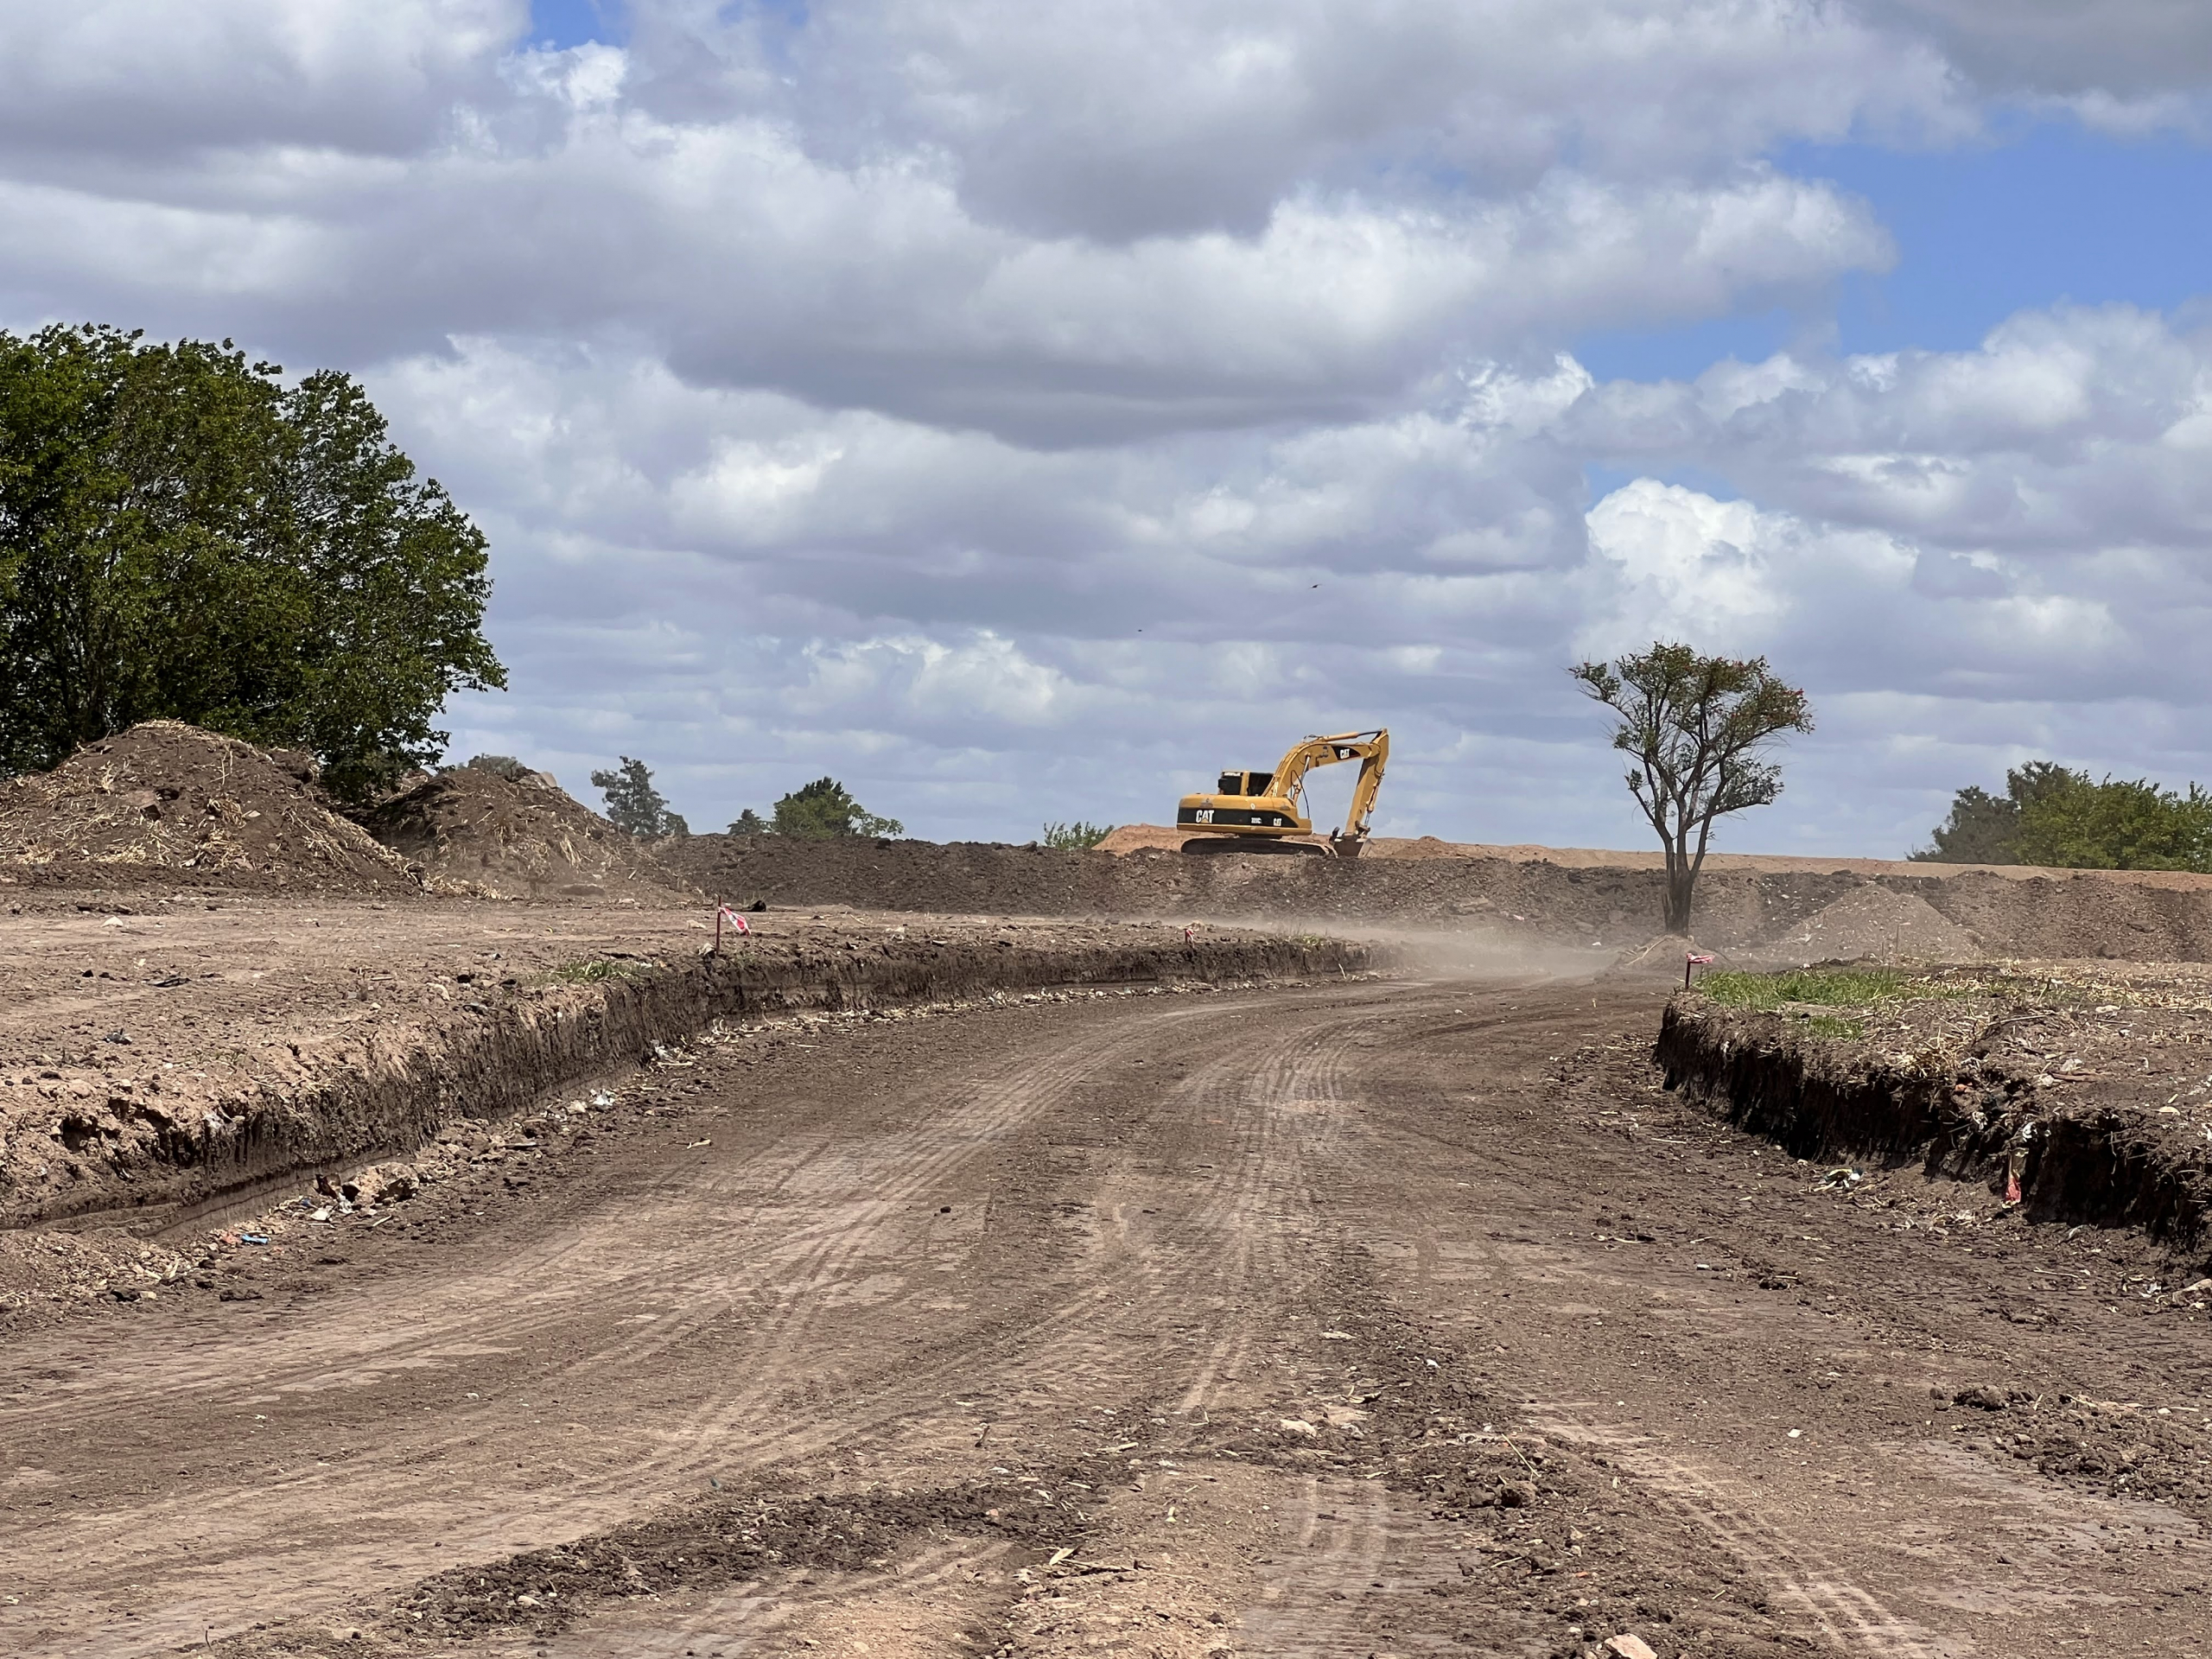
[1700,967,1916,1010]
[1698,966,1987,1014]
[1802,1013,1866,1039]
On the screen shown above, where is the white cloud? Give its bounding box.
[1865,0,2212,103]
[6,1,2212,857]
[0,0,518,159]
[781,0,1967,238]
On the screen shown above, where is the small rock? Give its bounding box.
[1605,1637,1659,1659]
[1496,1481,1535,1508]
[1277,1418,1319,1438]
[1955,1385,2009,1412]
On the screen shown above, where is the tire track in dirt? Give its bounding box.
[0,1006,1211,1658]
[1526,1406,1955,1658]
[425,991,1405,1656]
[1331,978,2212,1659]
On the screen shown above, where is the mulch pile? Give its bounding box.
[0,721,421,895]
[360,766,699,904]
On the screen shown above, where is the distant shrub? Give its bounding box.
[591,756,689,838]
[1041,820,1114,849]
[551,957,638,983]
[1916,760,2212,871]
[759,777,903,839]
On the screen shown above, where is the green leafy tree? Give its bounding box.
[728,807,770,836]
[1913,761,2079,864]
[1920,762,2212,870]
[769,776,904,839]
[1916,764,2212,870]
[1041,820,1113,849]
[2017,776,2212,870]
[591,757,689,837]
[0,323,503,798]
[1571,644,1813,933]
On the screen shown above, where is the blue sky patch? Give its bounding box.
[531,0,621,50]
[1577,120,2212,384]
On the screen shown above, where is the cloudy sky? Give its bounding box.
[6,0,2211,853]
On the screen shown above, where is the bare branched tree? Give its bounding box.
[1571,644,1813,934]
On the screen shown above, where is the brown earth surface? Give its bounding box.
[1658,963,2212,1255]
[361,766,700,904]
[1096,824,2212,887]
[663,833,2212,965]
[3,968,2209,1659]
[0,722,421,896]
[0,889,1351,1236]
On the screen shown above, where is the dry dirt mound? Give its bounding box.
[1757,884,1982,964]
[0,721,421,894]
[362,766,700,904]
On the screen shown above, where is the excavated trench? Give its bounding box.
[13,931,1370,1235]
[1656,997,2212,1259]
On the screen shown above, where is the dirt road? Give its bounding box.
[3,975,2207,1658]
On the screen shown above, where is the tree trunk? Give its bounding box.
[1663,863,1695,934]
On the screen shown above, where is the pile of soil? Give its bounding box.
[359,766,700,905]
[0,721,420,895]
[1750,883,1982,964]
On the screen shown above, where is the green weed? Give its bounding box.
[1700,967,1915,1009]
[1802,1013,1866,1039]
[551,957,638,984]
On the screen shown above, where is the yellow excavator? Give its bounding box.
[1175,728,1389,857]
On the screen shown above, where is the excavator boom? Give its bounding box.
[1174,728,1389,855]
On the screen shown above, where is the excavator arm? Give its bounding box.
[1269,729,1389,851]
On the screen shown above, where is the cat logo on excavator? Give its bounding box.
[1175,729,1389,857]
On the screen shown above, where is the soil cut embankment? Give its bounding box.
[1656,964,2212,1259]
[0,896,1368,1232]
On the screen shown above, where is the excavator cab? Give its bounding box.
[1177,730,1389,857]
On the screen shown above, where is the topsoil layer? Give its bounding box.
[663,832,2212,964]
[0,722,421,896]
[361,766,700,904]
